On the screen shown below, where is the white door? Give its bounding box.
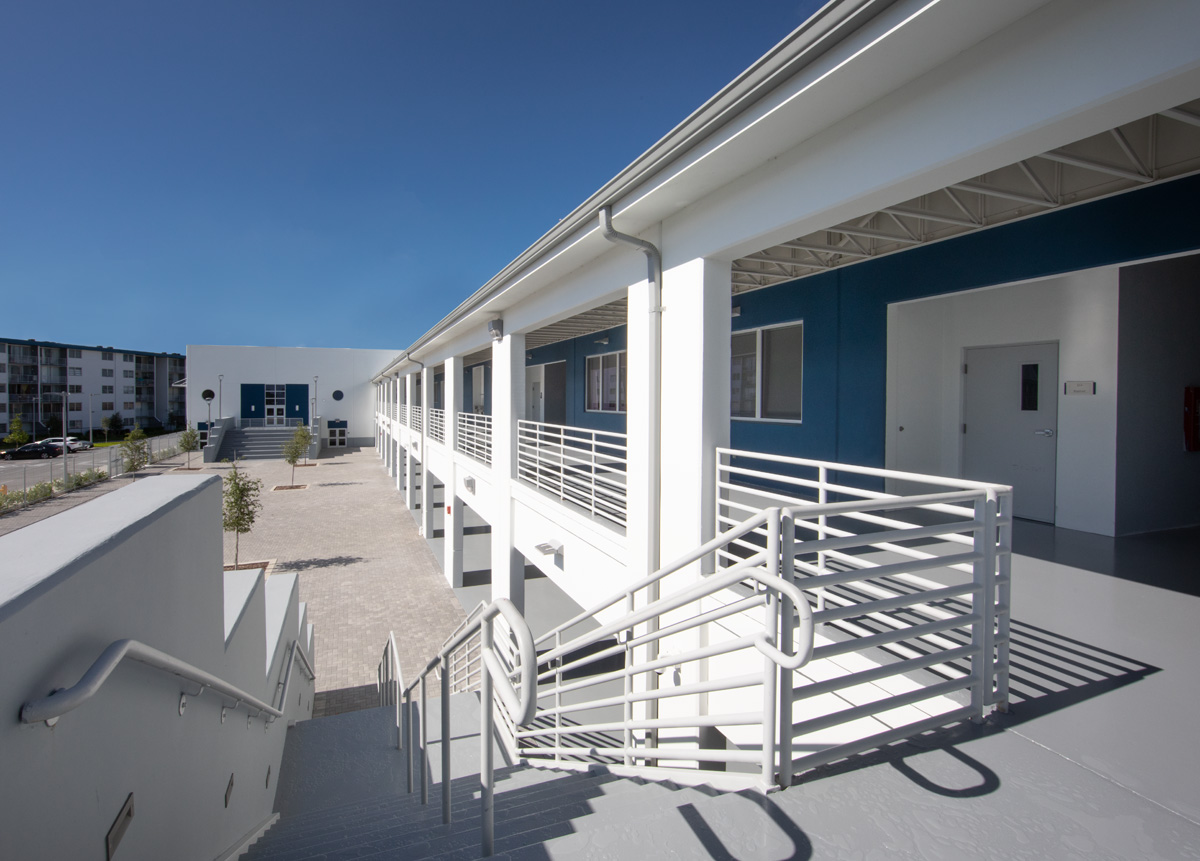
[962,343,1059,523]
[526,365,544,423]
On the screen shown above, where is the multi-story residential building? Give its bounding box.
[0,338,186,438]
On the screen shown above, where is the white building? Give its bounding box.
[1,338,186,439]
[186,345,398,450]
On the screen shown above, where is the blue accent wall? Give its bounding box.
[285,384,309,424]
[731,173,1200,469]
[527,325,627,433]
[240,384,265,420]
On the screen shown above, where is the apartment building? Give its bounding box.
[1,338,186,438]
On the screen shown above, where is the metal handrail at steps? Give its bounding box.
[379,597,535,857]
[20,637,315,727]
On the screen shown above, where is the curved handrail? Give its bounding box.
[20,638,285,725]
[404,597,536,726]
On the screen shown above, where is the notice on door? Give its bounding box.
[1064,381,1097,395]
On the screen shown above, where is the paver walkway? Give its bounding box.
[202,448,466,717]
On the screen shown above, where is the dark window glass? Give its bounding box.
[1021,364,1039,411]
[731,332,757,418]
[762,324,803,420]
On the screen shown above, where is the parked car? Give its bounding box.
[41,436,93,451]
[2,442,63,460]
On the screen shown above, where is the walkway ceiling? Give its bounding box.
[731,100,1200,292]
[525,299,628,350]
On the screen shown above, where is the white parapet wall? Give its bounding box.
[0,475,314,861]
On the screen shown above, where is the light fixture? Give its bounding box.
[488,319,504,341]
[594,337,609,345]
[731,305,742,317]
[534,540,563,555]
[463,476,476,493]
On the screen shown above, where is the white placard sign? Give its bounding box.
[1064,381,1097,395]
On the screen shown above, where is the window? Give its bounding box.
[122,353,134,362]
[585,350,626,413]
[102,369,113,378]
[124,385,134,395]
[0,363,6,372]
[102,385,113,394]
[68,349,82,359]
[0,384,5,394]
[101,352,113,361]
[102,402,114,411]
[69,402,82,412]
[123,402,134,410]
[68,420,82,430]
[68,367,82,376]
[69,384,82,393]
[731,322,803,422]
[123,369,134,378]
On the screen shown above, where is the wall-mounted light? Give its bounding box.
[463,476,475,493]
[731,305,742,317]
[526,353,533,361]
[488,319,504,341]
[534,540,562,555]
[594,337,609,345]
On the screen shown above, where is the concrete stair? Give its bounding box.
[237,693,784,860]
[219,427,297,461]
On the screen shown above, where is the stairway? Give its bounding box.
[219,427,296,461]
[239,693,799,860]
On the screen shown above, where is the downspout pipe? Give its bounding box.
[599,205,662,577]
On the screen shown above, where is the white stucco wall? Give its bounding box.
[0,476,312,861]
[886,267,1120,535]
[186,345,398,446]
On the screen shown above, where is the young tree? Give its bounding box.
[120,426,151,474]
[3,415,30,448]
[222,462,263,567]
[102,412,124,443]
[178,423,200,468]
[281,434,306,486]
[294,423,313,465]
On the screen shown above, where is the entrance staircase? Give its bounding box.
[241,695,771,861]
[219,426,296,461]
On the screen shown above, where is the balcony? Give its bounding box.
[456,413,492,466]
[517,420,628,527]
[427,408,445,443]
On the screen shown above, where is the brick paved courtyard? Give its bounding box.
[203,448,465,717]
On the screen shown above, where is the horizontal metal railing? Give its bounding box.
[409,405,423,433]
[237,417,303,429]
[716,448,1011,781]
[391,597,536,856]
[398,404,407,426]
[457,413,492,466]
[377,632,405,751]
[516,420,628,527]
[20,637,314,727]
[427,408,446,444]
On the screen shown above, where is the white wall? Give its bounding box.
[0,475,311,861]
[186,345,397,445]
[886,268,1120,535]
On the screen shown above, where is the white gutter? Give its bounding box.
[371,0,896,382]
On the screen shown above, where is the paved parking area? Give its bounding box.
[199,448,466,717]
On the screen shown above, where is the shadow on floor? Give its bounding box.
[313,684,380,718]
[274,555,365,572]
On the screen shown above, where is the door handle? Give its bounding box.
[1033,428,1055,438]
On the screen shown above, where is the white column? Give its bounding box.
[385,379,393,475]
[420,365,435,538]
[443,356,463,587]
[659,257,731,565]
[395,375,403,492]
[491,332,526,612]
[404,374,417,513]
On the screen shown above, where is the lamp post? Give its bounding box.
[61,390,69,484]
[218,375,223,421]
[88,393,94,446]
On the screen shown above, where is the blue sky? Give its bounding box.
[1,1,821,354]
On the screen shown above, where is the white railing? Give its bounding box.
[389,404,397,421]
[516,420,628,527]
[237,417,303,429]
[427,408,446,444]
[389,599,536,857]
[717,448,1011,779]
[377,632,404,751]
[456,413,492,465]
[398,404,407,426]
[409,405,423,433]
[21,637,314,727]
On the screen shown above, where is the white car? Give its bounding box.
[41,436,94,452]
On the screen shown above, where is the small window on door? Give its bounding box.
[1021,364,1039,411]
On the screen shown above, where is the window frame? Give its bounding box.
[584,349,627,414]
[730,320,804,424]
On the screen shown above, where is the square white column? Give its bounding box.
[404,374,418,512]
[420,366,435,538]
[491,331,526,612]
[625,276,659,580]
[443,356,463,587]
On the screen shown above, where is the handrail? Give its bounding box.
[276,639,316,713]
[396,596,536,856]
[20,638,285,726]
